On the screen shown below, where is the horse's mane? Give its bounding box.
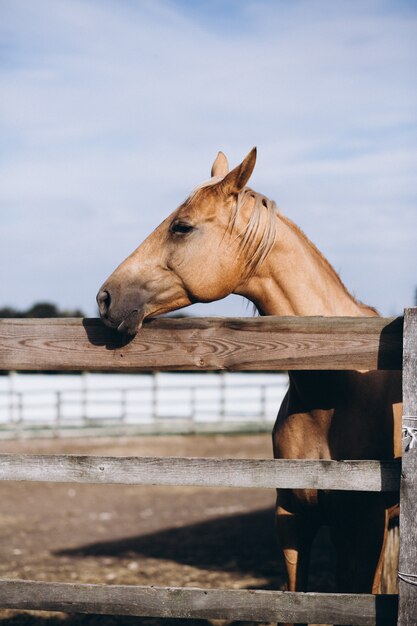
[189,179,377,314]
[229,188,278,277]
[279,213,379,315]
[189,180,278,277]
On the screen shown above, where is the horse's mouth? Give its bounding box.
[100,309,144,336]
[116,309,144,335]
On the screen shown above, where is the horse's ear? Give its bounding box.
[211,151,229,178]
[220,147,257,195]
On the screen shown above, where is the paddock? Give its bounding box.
[0,312,415,625]
[0,432,334,626]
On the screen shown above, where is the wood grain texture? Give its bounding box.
[0,454,401,491]
[398,307,417,625]
[0,579,398,625]
[0,315,403,371]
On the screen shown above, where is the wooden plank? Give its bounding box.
[0,315,403,371]
[398,307,417,625]
[0,579,398,625]
[0,454,401,491]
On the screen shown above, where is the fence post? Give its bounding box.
[81,371,88,424]
[152,372,158,422]
[121,389,127,422]
[53,391,62,438]
[260,384,267,422]
[219,372,226,421]
[398,307,417,625]
[8,371,16,424]
[16,391,24,439]
[189,386,196,421]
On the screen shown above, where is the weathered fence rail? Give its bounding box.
[0,454,401,491]
[0,312,414,625]
[0,580,398,626]
[0,315,403,371]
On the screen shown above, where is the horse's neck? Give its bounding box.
[238,213,378,318]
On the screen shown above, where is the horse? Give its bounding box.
[97,148,402,624]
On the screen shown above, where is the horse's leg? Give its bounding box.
[330,493,389,594]
[275,491,319,626]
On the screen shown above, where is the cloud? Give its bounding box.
[1,0,416,316]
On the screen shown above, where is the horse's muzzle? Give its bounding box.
[97,287,144,335]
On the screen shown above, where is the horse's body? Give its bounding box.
[97,149,401,623]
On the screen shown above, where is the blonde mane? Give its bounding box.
[188,180,278,277]
[279,213,378,315]
[228,188,278,277]
[189,181,374,315]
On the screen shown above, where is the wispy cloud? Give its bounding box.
[1,0,416,315]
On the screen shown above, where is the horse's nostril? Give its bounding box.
[97,289,111,316]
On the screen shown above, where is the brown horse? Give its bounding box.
[97,149,401,618]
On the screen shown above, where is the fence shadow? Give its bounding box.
[82,318,134,350]
[57,508,281,581]
[377,316,403,370]
[56,507,335,592]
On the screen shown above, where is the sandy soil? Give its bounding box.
[0,434,371,625]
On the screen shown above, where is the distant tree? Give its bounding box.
[0,307,22,318]
[164,312,189,318]
[26,302,60,318]
[0,302,85,318]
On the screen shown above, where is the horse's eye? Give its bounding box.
[170,221,194,235]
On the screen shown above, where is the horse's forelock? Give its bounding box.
[184,180,278,275]
[187,176,223,201]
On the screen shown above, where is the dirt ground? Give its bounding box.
[0,434,395,626]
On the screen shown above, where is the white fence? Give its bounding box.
[0,372,288,437]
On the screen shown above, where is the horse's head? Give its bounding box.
[97,148,277,334]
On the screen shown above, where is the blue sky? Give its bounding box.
[1,0,416,317]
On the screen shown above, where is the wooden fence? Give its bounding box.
[0,311,415,625]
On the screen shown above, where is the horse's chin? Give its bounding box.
[116,309,145,335]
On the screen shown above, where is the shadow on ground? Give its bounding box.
[56,508,287,586]
[3,508,334,625]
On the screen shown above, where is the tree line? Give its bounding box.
[0,302,85,318]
